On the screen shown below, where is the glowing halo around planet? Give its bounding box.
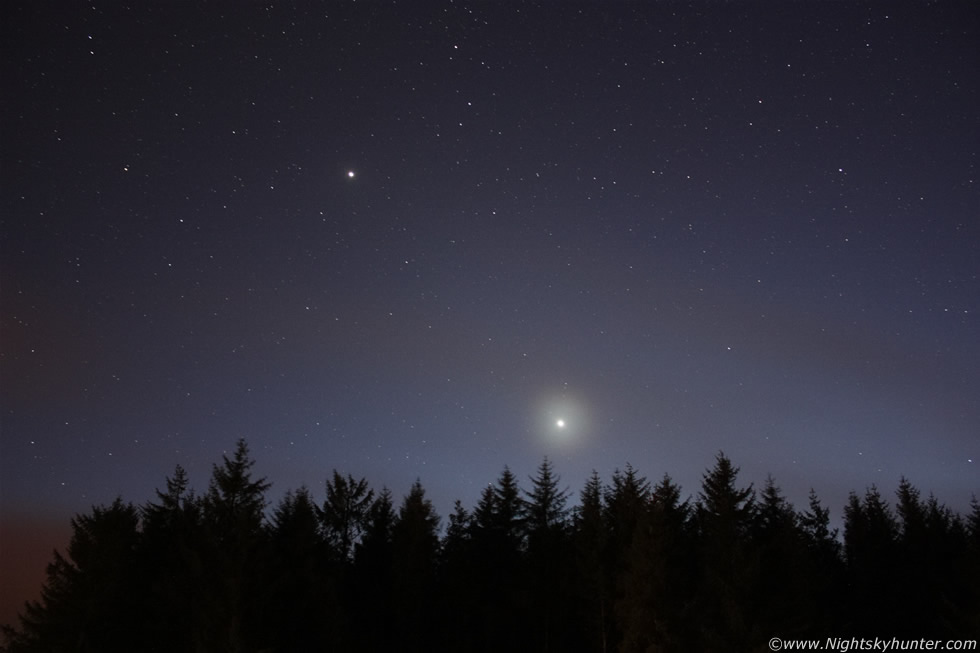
[534,391,591,450]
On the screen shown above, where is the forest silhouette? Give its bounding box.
[3,440,978,652]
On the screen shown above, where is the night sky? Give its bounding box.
[1,1,978,625]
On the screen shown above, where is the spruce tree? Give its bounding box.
[199,439,271,653]
[694,452,755,652]
[798,489,843,630]
[442,499,472,560]
[843,486,899,633]
[524,458,572,653]
[319,471,374,563]
[391,480,441,653]
[618,474,693,653]
[2,499,143,653]
[752,477,810,640]
[264,487,340,650]
[439,499,477,652]
[140,465,203,652]
[470,467,529,650]
[525,457,570,539]
[603,463,650,651]
[573,470,609,653]
[351,488,396,653]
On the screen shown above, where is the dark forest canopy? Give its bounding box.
[3,440,979,653]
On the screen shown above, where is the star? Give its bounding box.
[347,170,356,179]
[556,419,566,429]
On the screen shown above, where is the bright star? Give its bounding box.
[556,419,565,429]
[347,170,355,179]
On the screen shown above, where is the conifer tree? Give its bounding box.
[896,477,926,543]
[895,478,930,629]
[605,464,651,549]
[351,488,396,653]
[319,471,374,563]
[204,440,270,533]
[895,481,975,636]
[140,465,203,652]
[574,470,609,653]
[969,496,980,547]
[2,499,143,653]
[355,487,396,567]
[525,457,570,539]
[752,477,810,639]
[198,438,271,653]
[470,467,530,650]
[603,463,651,650]
[472,482,497,534]
[143,464,195,525]
[799,489,839,559]
[618,474,693,653]
[524,457,572,653]
[442,499,472,559]
[694,452,755,652]
[843,486,899,633]
[798,489,843,630]
[264,487,340,650]
[488,466,526,551]
[391,480,441,653]
[439,499,477,652]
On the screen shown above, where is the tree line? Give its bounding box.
[3,440,978,652]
